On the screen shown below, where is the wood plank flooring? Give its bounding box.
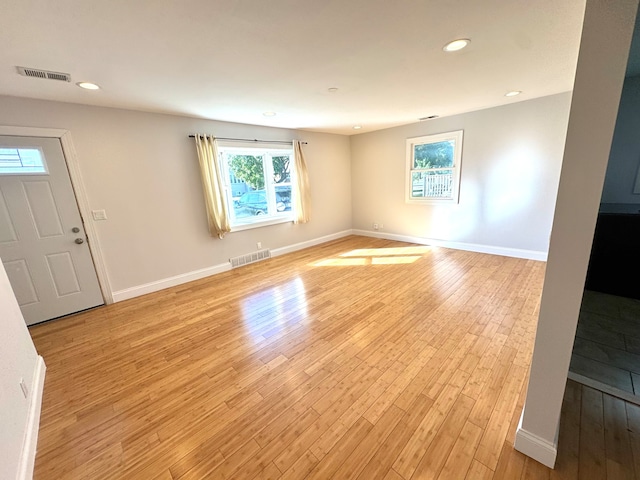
[571,291,640,396]
[28,235,640,479]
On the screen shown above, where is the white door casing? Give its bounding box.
[0,136,103,325]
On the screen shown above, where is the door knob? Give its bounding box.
[75,238,84,244]
[72,227,80,233]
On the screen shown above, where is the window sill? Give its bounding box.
[230,215,295,232]
[406,197,459,205]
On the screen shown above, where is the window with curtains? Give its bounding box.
[218,144,296,229]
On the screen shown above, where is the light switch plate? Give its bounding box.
[92,209,107,221]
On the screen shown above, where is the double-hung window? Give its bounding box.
[406,130,463,204]
[219,144,295,229]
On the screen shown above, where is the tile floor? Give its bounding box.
[570,290,640,397]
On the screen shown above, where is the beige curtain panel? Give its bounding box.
[194,135,231,238]
[293,140,311,224]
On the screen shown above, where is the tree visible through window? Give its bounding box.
[229,155,265,190]
[219,145,294,228]
[406,131,463,204]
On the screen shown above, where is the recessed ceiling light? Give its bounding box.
[76,82,100,90]
[443,39,470,52]
[328,87,339,93]
[353,125,362,130]
[263,111,276,117]
[505,91,522,97]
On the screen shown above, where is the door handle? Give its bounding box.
[72,227,80,233]
[75,238,84,245]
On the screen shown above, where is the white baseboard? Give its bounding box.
[271,230,353,257]
[17,355,46,480]
[112,230,353,302]
[352,229,548,261]
[111,228,545,303]
[514,410,557,468]
[112,263,231,302]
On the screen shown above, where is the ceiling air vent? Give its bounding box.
[16,66,71,82]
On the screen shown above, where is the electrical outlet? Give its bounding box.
[379,223,384,229]
[373,223,379,230]
[257,242,262,249]
[19,378,28,398]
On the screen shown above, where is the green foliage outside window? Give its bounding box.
[229,155,265,190]
[413,140,455,169]
[229,154,290,190]
[272,156,290,183]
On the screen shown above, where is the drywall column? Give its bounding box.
[514,0,639,467]
[0,260,46,480]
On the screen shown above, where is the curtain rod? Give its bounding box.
[189,135,307,145]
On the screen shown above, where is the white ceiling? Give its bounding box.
[0,0,586,135]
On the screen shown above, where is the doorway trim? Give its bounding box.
[0,125,113,304]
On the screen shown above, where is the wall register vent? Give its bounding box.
[230,249,271,268]
[16,66,71,82]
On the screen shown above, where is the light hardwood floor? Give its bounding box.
[29,236,640,479]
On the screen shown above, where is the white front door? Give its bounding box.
[0,136,103,325]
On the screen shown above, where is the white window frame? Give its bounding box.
[218,143,295,231]
[405,130,463,205]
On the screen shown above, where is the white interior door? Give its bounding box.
[0,136,103,325]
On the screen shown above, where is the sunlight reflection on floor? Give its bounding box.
[340,246,431,257]
[371,255,421,265]
[311,245,430,267]
[240,277,308,344]
[313,258,368,267]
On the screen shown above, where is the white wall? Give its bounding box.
[0,261,44,480]
[601,74,640,209]
[0,96,352,295]
[350,93,572,256]
[515,0,639,467]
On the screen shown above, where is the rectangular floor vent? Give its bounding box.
[230,249,271,268]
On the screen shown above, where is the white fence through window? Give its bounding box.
[412,172,453,198]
